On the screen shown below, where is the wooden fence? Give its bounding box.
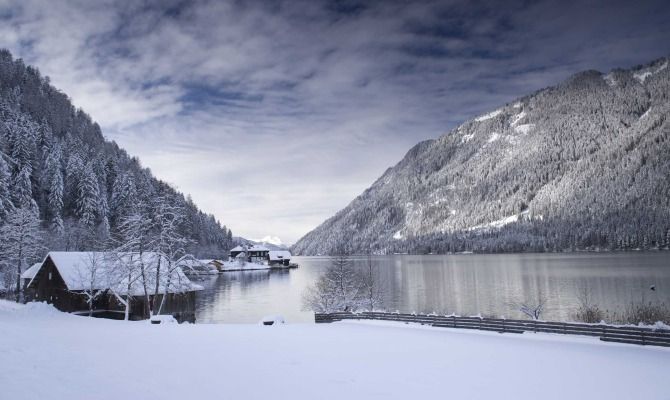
[315,311,670,347]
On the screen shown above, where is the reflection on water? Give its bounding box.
[195,252,670,323]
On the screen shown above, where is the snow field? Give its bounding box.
[0,301,668,400]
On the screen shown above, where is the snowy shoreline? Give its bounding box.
[1,300,668,400]
[219,260,297,272]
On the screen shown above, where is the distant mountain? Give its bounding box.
[251,235,285,248]
[293,57,670,255]
[0,49,234,257]
[235,236,290,251]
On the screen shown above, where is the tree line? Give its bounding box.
[0,49,234,296]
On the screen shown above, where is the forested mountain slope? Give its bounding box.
[0,50,233,259]
[293,57,670,255]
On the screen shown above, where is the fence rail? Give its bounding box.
[315,312,670,347]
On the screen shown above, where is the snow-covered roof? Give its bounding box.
[200,259,223,265]
[21,263,42,280]
[268,250,292,261]
[230,245,270,252]
[29,252,202,295]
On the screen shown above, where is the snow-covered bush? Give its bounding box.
[302,254,384,313]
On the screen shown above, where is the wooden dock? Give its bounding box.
[315,311,670,347]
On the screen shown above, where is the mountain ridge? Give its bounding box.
[292,56,670,255]
[0,49,234,259]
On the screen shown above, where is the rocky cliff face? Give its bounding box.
[293,57,670,255]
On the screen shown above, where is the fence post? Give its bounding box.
[641,330,646,346]
[502,318,506,333]
[452,315,456,328]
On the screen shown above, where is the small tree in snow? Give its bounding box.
[108,251,142,321]
[115,208,153,317]
[0,207,43,302]
[361,254,385,311]
[515,291,547,320]
[157,254,196,315]
[71,252,106,316]
[303,253,370,313]
[151,198,191,314]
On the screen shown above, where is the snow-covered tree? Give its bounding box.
[0,155,13,219]
[71,252,106,316]
[115,207,154,316]
[362,255,385,311]
[47,166,64,233]
[151,197,191,314]
[12,165,36,211]
[76,163,100,227]
[0,207,43,301]
[108,251,142,321]
[302,254,368,313]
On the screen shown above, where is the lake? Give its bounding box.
[193,252,670,323]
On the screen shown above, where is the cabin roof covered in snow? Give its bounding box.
[21,263,42,280]
[28,252,202,295]
[268,250,292,261]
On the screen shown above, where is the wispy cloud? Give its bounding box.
[0,0,668,242]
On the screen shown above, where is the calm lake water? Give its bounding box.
[193,253,670,323]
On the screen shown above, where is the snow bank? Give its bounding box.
[1,302,668,400]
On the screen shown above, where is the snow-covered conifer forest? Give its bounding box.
[0,50,234,292]
[292,57,670,256]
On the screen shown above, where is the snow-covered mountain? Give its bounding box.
[0,50,234,257]
[292,57,670,255]
[251,236,285,247]
[235,236,290,251]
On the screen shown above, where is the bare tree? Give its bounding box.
[572,283,604,323]
[108,251,143,321]
[70,252,106,316]
[115,207,154,317]
[302,252,368,313]
[362,254,385,311]
[156,254,194,315]
[516,292,547,320]
[151,198,190,314]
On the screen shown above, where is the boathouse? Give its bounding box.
[26,252,202,322]
[229,246,292,266]
[229,245,270,263]
[268,251,292,266]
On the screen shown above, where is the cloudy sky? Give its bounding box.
[0,0,668,243]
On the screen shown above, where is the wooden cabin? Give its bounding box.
[26,252,202,322]
[229,246,292,266]
[268,251,292,266]
[229,245,270,264]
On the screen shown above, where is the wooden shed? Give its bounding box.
[26,252,202,322]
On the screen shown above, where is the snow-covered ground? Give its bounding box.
[1,301,668,400]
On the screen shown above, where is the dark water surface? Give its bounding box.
[194,253,670,323]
